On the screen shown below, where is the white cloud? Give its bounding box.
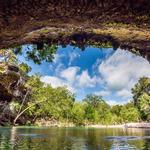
[53,53,64,64]
[40,76,75,92]
[77,70,97,88]
[41,67,97,94]
[40,76,65,88]
[49,53,66,74]
[117,89,132,98]
[60,67,80,83]
[98,49,150,93]
[95,90,111,97]
[54,63,65,75]
[68,51,80,65]
[105,100,119,106]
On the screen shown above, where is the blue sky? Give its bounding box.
[18,45,150,105]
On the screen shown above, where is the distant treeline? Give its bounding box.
[11,74,150,126]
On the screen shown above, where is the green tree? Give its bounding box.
[120,105,140,123]
[0,49,18,65]
[138,93,150,121]
[83,94,112,124]
[132,77,150,107]
[83,94,106,108]
[84,103,95,123]
[13,44,57,64]
[71,102,85,125]
[23,76,75,122]
[19,63,32,75]
[111,105,123,116]
[132,77,150,121]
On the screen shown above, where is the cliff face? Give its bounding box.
[0,0,150,55]
[0,64,26,102]
[0,64,27,125]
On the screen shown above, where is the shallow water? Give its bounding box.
[0,127,150,150]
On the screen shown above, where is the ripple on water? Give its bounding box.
[111,142,137,150]
[104,137,141,150]
[105,136,150,141]
[18,134,47,138]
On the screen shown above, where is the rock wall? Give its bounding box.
[0,64,27,125]
[0,64,26,102]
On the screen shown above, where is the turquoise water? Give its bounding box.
[0,127,150,150]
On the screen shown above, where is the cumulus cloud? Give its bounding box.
[40,76,75,92]
[60,67,80,83]
[41,67,97,94]
[49,53,66,75]
[98,49,150,93]
[105,100,119,106]
[95,90,111,97]
[41,76,65,88]
[116,89,132,98]
[77,70,97,88]
[68,51,80,65]
[53,53,65,64]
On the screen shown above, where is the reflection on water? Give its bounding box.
[106,136,150,150]
[111,140,136,150]
[0,127,150,150]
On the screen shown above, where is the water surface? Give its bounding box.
[0,127,150,150]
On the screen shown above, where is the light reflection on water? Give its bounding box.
[106,136,150,150]
[0,127,150,150]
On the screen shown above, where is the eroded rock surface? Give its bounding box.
[0,0,150,53]
[0,64,26,101]
[0,63,27,125]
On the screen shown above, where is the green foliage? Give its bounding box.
[82,94,114,125]
[83,94,107,108]
[13,44,57,64]
[132,77,150,121]
[22,75,75,122]
[111,105,122,116]
[19,63,32,75]
[82,97,137,125]
[8,74,148,125]
[14,82,141,125]
[0,49,18,65]
[71,103,85,125]
[132,77,150,106]
[120,104,140,123]
[27,44,57,64]
[138,93,150,121]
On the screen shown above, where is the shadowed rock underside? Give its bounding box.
[0,0,150,54]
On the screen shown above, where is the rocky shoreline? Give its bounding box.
[81,123,150,128]
[85,123,150,128]
[124,123,150,128]
[34,121,150,129]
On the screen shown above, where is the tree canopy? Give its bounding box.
[132,77,150,121]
